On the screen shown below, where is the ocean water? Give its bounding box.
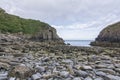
[65,40,93,47]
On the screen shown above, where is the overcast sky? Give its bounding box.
[0,0,120,40]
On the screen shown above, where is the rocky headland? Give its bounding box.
[0,8,120,80]
[91,22,120,47]
[0,8,64,44]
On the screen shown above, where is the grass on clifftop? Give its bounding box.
[0,8,49,34]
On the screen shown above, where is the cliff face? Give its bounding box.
[30,27,64,43]
[0,8,64,43]
[91,22,120,47]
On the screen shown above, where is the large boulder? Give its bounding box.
[8,64,34,79]
[91,22,120,47]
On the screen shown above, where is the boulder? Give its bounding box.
[31,73,41,80]
[8,64,34,79]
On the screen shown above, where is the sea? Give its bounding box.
[65,40,93,47]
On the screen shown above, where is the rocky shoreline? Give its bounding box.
[0,34,120,80]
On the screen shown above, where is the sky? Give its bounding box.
[0,0,120,40]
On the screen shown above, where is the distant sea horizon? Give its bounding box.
[65,40,94,47]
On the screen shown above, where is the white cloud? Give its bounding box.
[0,0,120,40]
[52,13,120,40]
[1,0,120,25]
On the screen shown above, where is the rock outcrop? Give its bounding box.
[30,27,64,43]
[0,8,5,13]
[0,8,64,43]
[91,22,120,47]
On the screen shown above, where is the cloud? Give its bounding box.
[52,12,120,40]
[0,0,120,40]
[1,0,120,25]
[53,13,120,30]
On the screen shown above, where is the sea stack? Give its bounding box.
[91,22,120,47]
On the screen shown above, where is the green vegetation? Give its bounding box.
[0,8,49,34]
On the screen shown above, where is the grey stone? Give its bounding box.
[35,65,45,72]
[62,59,73,65]
[97,69,116,75]
[75,70,88,78]
[73,77,81,80]
[0,72,8,80]
[95,71,106,77]
[32,73,41,80]
[84,77,93,80]
[9,77,16,80]
[94,77,104,80]
[106,75,120,80]
[59,71,69,78]
[81,65,92,70]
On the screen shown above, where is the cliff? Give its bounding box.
[0,8,64,43]
[91,22,120,47]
